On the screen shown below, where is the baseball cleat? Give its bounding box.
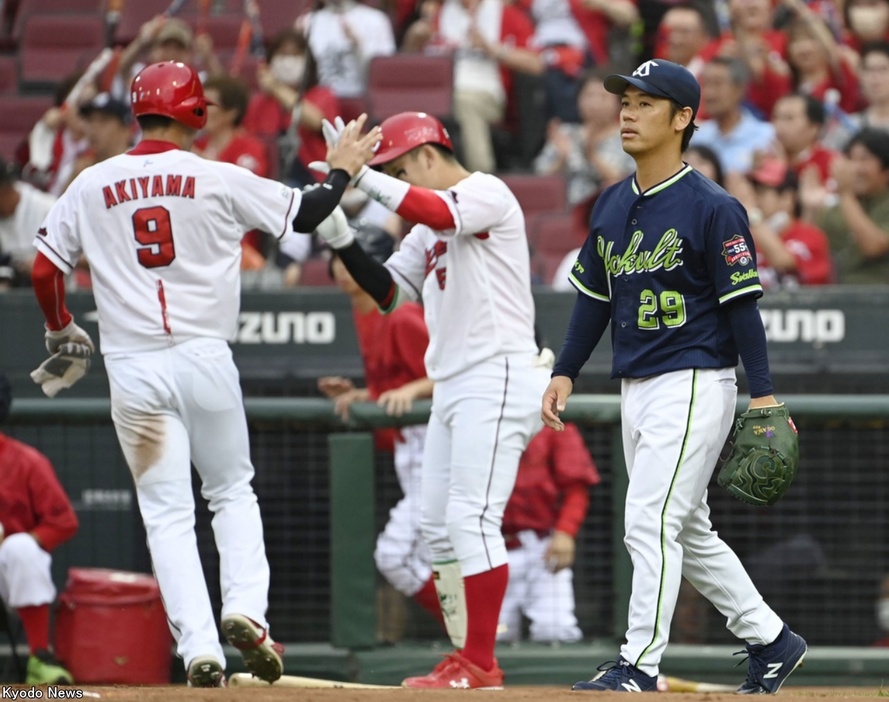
[402,651,504,689]
[572,657,658,692]
[221,613,284,683]
[25,649,74,686]
[736,623,807,694]
[186,656,226,687]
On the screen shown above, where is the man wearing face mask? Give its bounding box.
[876,574,889,646]
[243,29,340,187]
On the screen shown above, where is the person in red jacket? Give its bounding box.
[497,422,600,644]
[0,374,78,685]
[727,158,834,289]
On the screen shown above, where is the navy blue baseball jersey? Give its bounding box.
[569,165,762,378]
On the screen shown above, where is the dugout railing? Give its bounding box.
[5,395,889,686]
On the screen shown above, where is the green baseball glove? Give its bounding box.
[717,404,799,506]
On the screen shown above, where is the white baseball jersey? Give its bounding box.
[34,144,301,353]
[384,172,538,381]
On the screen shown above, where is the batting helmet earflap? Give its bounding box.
[131,61,211,131]
[368,112,453,167]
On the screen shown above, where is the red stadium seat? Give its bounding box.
[0,94,53,161]
[298,256,335,287]
[525,211,579,286]
[202,14,245,52]
[10,0,102,43]
[0,56,18,94]
[19,15,107,88]
[366,53,454,123]
[499,173,568,219]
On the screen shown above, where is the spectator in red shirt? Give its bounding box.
[0,374,78,685]
[771,92,839,185]
[727,158,834,288]
[696,0,792,119]
[784,0,865,115]
[653,3,714,76]
[242,29,340,188]
[497,422,600,643]
[193,75,272,271]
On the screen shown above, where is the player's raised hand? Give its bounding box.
[326,114,382,179]
[541,375,573,431]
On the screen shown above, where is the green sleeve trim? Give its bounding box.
[719,285,762,305]
[569,274,610,302]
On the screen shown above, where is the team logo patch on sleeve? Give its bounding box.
[722,235,751,266]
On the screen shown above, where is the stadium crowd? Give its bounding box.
[0,0,888,289]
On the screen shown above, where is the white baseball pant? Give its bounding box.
[374,425,433,596]
[0,533,56,608]
[420,354,549,576]
[497,530,583,643]
[105,337,271,671]
[620,368,783,675]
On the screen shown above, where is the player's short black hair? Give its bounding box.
[136,114,176,131]
[669,101,698,151]
[0,373,11,425]
[846,128,889,170]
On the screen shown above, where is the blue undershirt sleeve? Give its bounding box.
[552,293,611,382]
[725,295,774,398]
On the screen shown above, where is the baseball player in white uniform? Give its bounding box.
[310,111,550,689]
[30,61,380,687]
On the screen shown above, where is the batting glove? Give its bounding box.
[45,318,94,355]
[31,342,92,398]
[315,206,354,250]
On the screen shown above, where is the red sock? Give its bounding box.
[461,564,508,672]
[413,576,445,625]
[17,605,51,654]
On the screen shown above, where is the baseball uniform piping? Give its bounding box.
[634,369,698,669]
[479,357,510,570]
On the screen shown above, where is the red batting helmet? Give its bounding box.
[369,112,453,167]
[130,61,210,130]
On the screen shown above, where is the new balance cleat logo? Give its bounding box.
[621,680,644,692]
[763,663,783,679]
[450,678,470,689]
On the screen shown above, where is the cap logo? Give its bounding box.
[633,60,659,78]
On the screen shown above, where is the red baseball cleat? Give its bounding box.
[402,651,504,689]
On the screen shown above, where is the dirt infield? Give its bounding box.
[3,686,880,701]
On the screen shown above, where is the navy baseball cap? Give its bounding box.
[79,92,133,126]
[605,60,701,120]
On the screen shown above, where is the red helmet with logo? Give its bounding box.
[130,61,210,130]
[369,112,453,167]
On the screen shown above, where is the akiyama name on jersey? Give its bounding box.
[102,174,196,208]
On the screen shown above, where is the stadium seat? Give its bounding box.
[255,0,311,37]
[525,211,578,286]
[366,53,454,123]
[0,56,18,94]
[338,96,369,124]
[19,15,106,89]
[202,14,244,52]
[499,172,568,219]
[10,0,102,44]
[298,256,334,287]
[0,94,53,161]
